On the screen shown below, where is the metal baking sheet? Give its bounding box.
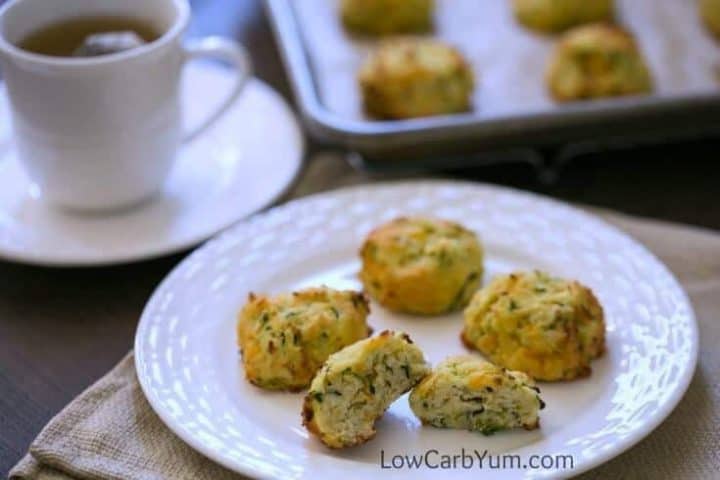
[266,0,720,162]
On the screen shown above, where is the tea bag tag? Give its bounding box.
[73,31,146,57]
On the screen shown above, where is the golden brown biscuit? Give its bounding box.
[462,271,605,381]
[410,355,544,434]
[701,0,720,39]
[546,24,652,101]
[360,216,484,315]
[302,330,429,448]
[512,0,614,33]
[359,38,474,119]
[237,286,371,391]
[341,0,434,35]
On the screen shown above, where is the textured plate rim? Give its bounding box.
[135,179,699,479]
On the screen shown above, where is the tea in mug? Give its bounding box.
[18,16,161,57]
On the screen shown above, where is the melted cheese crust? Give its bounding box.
[701,0,720,38]
[303,331,429,448]
[462,271,605,381]
[410,355,544,434]
[546,24,652,101]
[359,39,474,119]
[360,216,484,315]
[237,287,371,391]
[341,0,434,36]
[513,0,614,32]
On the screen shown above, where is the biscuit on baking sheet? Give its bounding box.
[340,0,434,35]
[410,355,544,434]
[512,0,614,33]
[545,24,653,101]
[701,0,720,39]
[302,330,429,448]
[359,216,484,315]
[236,287,371,391]
[462,270,605,381]
[358,38,474,119]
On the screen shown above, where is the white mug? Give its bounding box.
[0,0,251,211]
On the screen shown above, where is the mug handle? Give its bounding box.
[181,37,252,143]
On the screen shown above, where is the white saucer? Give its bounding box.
[0,62,304,267]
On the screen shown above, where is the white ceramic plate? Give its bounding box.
[0,62,303,266]
[135,181,697,479]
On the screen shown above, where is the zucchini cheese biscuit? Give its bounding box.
[512,0,614,33]
[341,0,434,36]
[701,0,720,39]
[237,287,371,391]
[302,330,429,448]
[462,271,605,381]
[546,24,653,101]
[359,39,474,119]
[410,356,544,434]
[360,216,484,315]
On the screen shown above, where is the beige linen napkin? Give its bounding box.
[10,155,720,479]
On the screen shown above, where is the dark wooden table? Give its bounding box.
[1,0,719,475]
